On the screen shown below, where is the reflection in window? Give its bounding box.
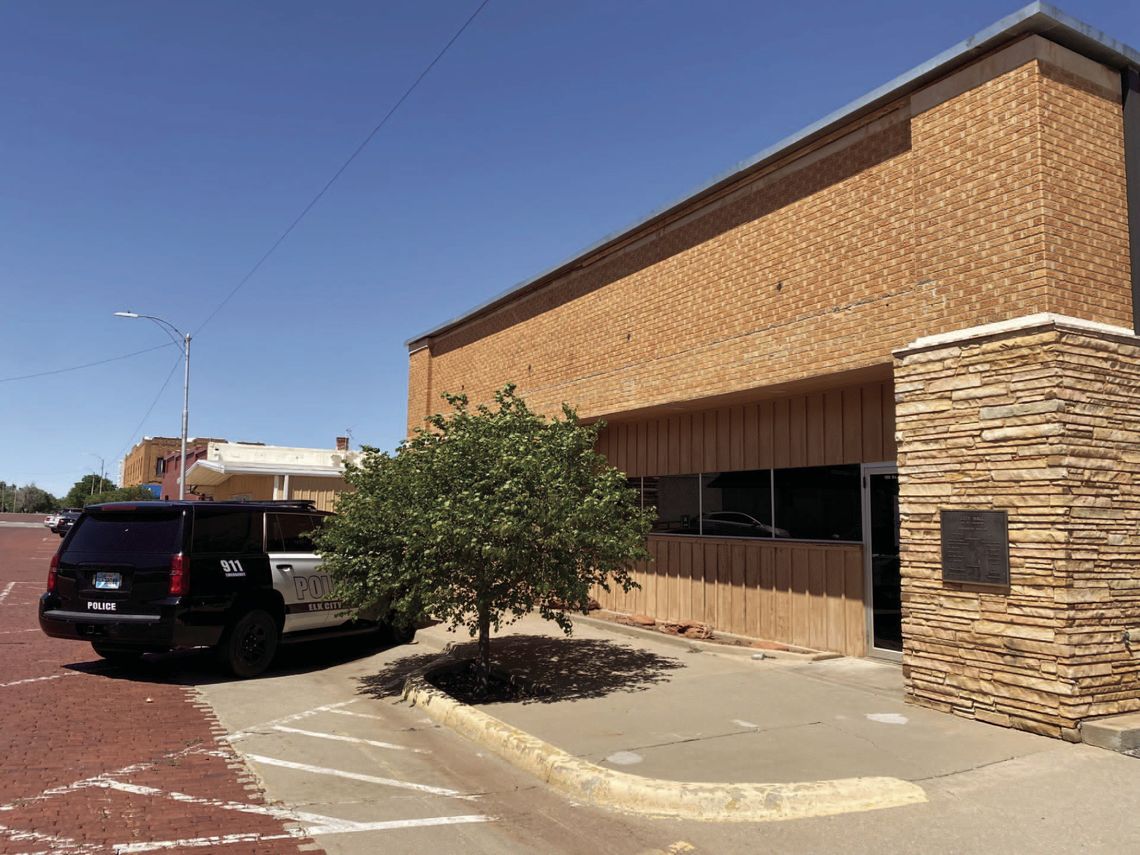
[773,465,861,541]
[631,464,863,542]
[644,476,700,534]
[701,470,780,538]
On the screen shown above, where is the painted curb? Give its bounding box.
[402,666,926,823]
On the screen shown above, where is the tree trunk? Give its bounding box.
[476,607,491,695]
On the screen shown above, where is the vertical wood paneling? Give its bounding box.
[773,399,790,469]
[808,550,827,650]
[746,547,761,638]
[744,404,760,470]
[844,549,866,656]
[806,394,825,466]
[679,414,692,475]
[789,396,806,468]
[842,388,862,464]
[704,543,719,626]
[826,549,846,654]
[862,383,884,462]
[636,421,648,477]
[882,382,897,460]
[824,390,844,465]
[679,541,693,621]
[730,406,745,472]
[758,400,774,469]
[593,538,867,657]
[703,411,718,473]
[716,408,731,472]
[657,418,669,474]
[645,420,657,479]
[667,415,680,474]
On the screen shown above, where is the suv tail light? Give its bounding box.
[47,553,59,592]
[169,553,188,596]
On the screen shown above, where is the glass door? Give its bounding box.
[862,464,901,658]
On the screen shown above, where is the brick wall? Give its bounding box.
[895,316,1140,739]
[407,37,1131,433]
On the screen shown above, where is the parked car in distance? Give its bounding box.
[43,512,60,529]
[39,500,413,677]
[51,509,81,536]
[52,513,81,538]
[701,511,790,539]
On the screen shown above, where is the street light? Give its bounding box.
[114,311,191,500]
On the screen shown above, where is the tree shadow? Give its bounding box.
[357,634,684,705]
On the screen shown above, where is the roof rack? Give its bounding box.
[249,499,317,509]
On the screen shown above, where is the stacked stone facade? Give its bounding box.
[895,316,1140,738]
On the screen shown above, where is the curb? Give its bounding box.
[402,660,926,823]
[573,612,841,662]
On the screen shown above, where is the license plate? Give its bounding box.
[93,572,121,590]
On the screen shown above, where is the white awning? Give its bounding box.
[185,459,346,487]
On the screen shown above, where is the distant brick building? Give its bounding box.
[120,436,225,488]
[405,8,1140,740]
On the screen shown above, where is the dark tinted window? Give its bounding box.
[701,470,776,538]
[192,509,262,554]
[267,513,324,553]
[646,475,700,534]
[63,511,182,555]
[773,465,861,541]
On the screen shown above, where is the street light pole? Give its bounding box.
[114,311,192,500]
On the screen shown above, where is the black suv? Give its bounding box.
[39,500,411,677]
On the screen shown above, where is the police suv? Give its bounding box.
[38,500,410,677]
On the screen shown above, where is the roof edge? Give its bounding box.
[405,3,1140,349]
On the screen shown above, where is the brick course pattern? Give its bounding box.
[408,37,1131,433]
[894,318,1140,740]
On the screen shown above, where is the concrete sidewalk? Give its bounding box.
[403,612,1140,841]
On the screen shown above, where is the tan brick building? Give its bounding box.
[405,9,1140,739]
[120,436,225,489]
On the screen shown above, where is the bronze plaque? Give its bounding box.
[940,510,1009,587]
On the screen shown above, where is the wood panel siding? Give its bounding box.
[591,379,892,656]
[594,537,865,657]
[599,380,895,476]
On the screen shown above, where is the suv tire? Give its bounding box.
[219,609,279,678]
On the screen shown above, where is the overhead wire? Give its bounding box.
[0,342,175,384]
[193,0,492,336]
[115,353,185,463]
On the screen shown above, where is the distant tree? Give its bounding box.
[85,484,160,506]
[64,475,116,509]
[313,384,653,689]
[16,484,58,513]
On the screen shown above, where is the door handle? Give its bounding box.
[276,564,293,571]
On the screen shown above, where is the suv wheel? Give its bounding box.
[91,643,144,664]
[219,609,279,678]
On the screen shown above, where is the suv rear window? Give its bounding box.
[63,511,183,555]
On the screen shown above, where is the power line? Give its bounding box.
[0,342,175,384]
[116,352,184,463]
[194,0,492,336]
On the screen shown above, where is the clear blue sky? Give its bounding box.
[2,1,1137,498]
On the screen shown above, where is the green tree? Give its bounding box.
[63,475,116,509]
[85,484,159,506]
[16,484,58,513]
[313,384,653,685]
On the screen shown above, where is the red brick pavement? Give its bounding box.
[0,522,321,854]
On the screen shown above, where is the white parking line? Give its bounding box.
[271,725,430,753]
[0,582,16,605]
[326,707,388,721]
[0,674,72,690]
[113,815,496,853]
[98,779,361,828]
[0,628,39,635]
[244,754,475,799]
[0,822,102,853]
[226,700,358,741]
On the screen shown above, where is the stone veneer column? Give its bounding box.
[894,313,1140,740]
